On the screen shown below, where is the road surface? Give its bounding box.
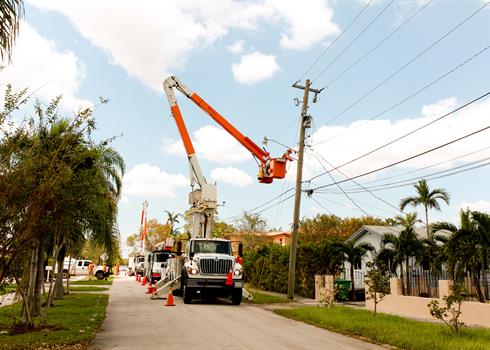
[89,275,382,350]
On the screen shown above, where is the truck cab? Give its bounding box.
[147,250,172,284]
[180,238,243,305]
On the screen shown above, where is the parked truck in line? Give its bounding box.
[56,258,107,280]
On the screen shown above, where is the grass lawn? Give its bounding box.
[67,286,109,292]
[0,293,108,350]
[71,275,113,286]
[245,289,294,304]
[0,285,16,296]
[275,306,490,350]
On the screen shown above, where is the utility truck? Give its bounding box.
[55,258,106,280]
[152,76,292,304]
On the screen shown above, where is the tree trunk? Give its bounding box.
[40,244,61,327]
[350,263,356,301]
[66,255,72,295]
[405,258,411,296]
[33,236,45,316]
[54,245,66,300]
[26,240,39,321]
[425,206,430,239]
[474,272,486,303]
[400,263,405,295]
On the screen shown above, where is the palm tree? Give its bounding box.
[434,210,490,302]
[400,179,450,240]
[379,213,422,295]
[164,210,182,235]
[342,240,375,300]
[0,0,24,61]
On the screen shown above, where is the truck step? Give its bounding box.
[151,276,181,299]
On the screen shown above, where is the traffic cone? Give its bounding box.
[136,274,139,282]
[165,288,176,306]
[142,276,147,286]
[147,281,153,294]
[225,269,233,286]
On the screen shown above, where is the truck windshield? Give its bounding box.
[193,241,231,255]
[155,253,169,262]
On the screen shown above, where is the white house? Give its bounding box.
[343,225,449,290]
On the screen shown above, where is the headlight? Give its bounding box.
[187,267,198,275]
[233,269,242,276]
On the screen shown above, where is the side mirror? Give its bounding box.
[238,242,243,258]
[190,251,194,260]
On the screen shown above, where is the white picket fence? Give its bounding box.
[342,269,365,289]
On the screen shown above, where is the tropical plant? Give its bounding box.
[433,209,490,302]
[428,283,466,333]
[342,240,375,300]
[236,211,267,232]
[378,213,422,296]
[400,179,450,240]
[365,261,390,317]
[0,0,24,61]
[164,210,182,235]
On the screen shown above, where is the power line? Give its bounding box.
[323,0,433,88]
[308,148,402,213]
[251,193,296,216]
[309,90,490,182]
[296,0,374,83]
[310,151,371,216]
[325,154,490,194]
[312,45,490,145]
[324,2,489,126]
[312,0,395,83]
[345,144,490,188]
[310,124,490,191]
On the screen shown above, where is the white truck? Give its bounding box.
[153,76,291,304]
[57,258,107,280]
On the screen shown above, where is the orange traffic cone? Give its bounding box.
[136,274,139,282]
[142,276,147,286]
[147,281,153,294]
[165,288,176,306]
[225,269,233,286]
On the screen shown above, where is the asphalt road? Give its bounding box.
[89,275,382,350]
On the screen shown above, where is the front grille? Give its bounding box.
[199,258,233,275]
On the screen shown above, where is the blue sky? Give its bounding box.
[2,0,490,257]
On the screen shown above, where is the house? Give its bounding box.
[229,231,291,252]
[343,225,449,290]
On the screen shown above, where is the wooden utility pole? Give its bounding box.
[287,79,322,299]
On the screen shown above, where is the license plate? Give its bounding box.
[234,281,243,288]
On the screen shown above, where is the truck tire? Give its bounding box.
[95,271,104,280]
[231,288,242,305]
[62,270,69,279]
[182,279,193,304]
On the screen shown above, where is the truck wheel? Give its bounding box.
[182,281,193,304]
[62,270,69,279]
[231,288,242,305]
[95,271,104,280]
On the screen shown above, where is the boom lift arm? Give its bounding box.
[163,76,292,186]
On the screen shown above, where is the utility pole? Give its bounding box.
[287,79,322,299]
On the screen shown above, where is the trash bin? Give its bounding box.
[335,279,351,301]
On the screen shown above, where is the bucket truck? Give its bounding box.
[153,76,292,304]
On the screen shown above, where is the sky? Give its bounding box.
[1,0,490,257]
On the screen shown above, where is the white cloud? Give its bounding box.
[162,125,251,164]
[268,0,340,50]
[30,0,338,89]
[211,167,253,187]
[123,163,187,199]
[459,200,490,214]
[307,96,490,181]
[0,22,91,111]
[227,40,246,54]
[231,51,280,84]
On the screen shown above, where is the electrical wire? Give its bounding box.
[296,0,374,83]
[323,0,433,89]
[322,154,490,194]
[345,145,490,187]
[308,148,402,213]
[312,0,395,83]
[310,124,490,191]
[309,90,490,182]
[312,45,490,146]
[323,2,489,126]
